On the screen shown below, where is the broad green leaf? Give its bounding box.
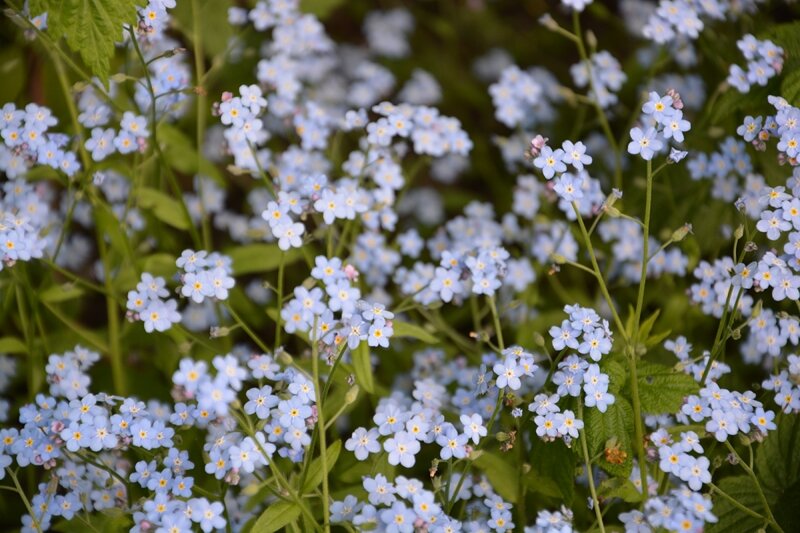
[301,440,342,494]
[251,501,301,533]
[754,413,800,531]
[157,123,223,181]
[137,187,191,230]
[707,476,766,533]
[598,477,643,503]
[40,283,85,303]
[392,320,439,344]
[528,437,575,503]
[636,362,699,415]
[600,358,627,394]
[226,244,302,276]
[584,397,634,478]
[352,342,374,394]
[473,451,518,503]
[0,336,27,354]
[55,0,145,84]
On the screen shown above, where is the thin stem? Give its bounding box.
[709,482,771,523]
[724,441,784,533]
[487,295,505,351]
[275,254,285,351]
[310,324,331,532]
[6,468,41,532]
[572,11,623,190]
[570,203,627,340]
[627,159,654,501]
[191,0,212,251]
[579,402,605,533]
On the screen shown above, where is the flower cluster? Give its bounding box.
[1,345,229,533]
[727,34,784,94]
[0,179,54,270]
[0,102,80,177]
[126,273,182,333]
[679,383,776,442]
[620,486,717,532]
[627,91,691,161]
[489,66,560,128]
[282,255,394,349]
[177,249,236,304]
[650,428,711,490]
[570,50,627,109]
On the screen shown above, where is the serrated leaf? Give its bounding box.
[226,244,302,276]
[584,397,634,478]
[57,0,144,84]
[707,476,766,533]
[473,452,518,503]
[251,501,301,533]
[301,440,342,494]
[755,413,800,509]
[636,362,699,415]
[529,437,575,503]
[392,320,439,344]
[137,187,191,230]
[781,68,800,107]
[352,342,374,394]
[0,336,27,354]
[600,358,627,394]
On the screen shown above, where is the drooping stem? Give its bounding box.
[310,324,331,532]
[724,440,784,533]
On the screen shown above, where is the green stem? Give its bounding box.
[6,469,41,532]
[579,402,605,533]
[627,159,654,501]
[275,254,285,351]
[191,0,212,251]
[487,295,505,351]
[724,441,784,533]
[310,325,331,532]
[572,11,622,190]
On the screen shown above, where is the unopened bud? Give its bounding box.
[496,432,509,442]
[344,385,360,405]
[276,349,293,366]
[586,30,597,50]
[733,224,744,240]
[551,254,566,264]
[751,299,763,319]
[210,326,230,339]
[605,206,622,218]
[539,14,559,31]
[532,332,546,347]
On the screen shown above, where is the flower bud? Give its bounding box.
[344,385,360,405]
[670,223,693,242]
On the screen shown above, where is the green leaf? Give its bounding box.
[226,244,303,276]
[781,68,800,107]
[392,320,439,344]
[137,187,191,230]
[301,440,342,494]
[528,437,575,503]
[635,310,660,343]
[707,476,766,533]
[584,397,634,478]
[40,283,85,303]
[636,362,699,415]
[473,451,518,503]
[251,501,301,533]
[299,0,345,19]
[755,413,800,530]
[94,200,129,254]
[42,302,109,354]
[352,342,374,394]
[600,358,627,394]
[0,336,27,353]
[48,0,145,84]
[598,477,643,503]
